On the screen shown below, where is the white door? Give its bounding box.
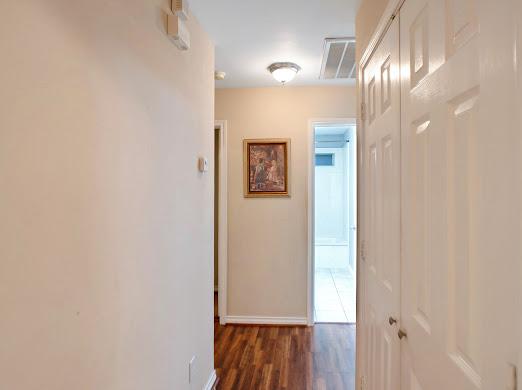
[399,0,520,389]
[362,16,401,390]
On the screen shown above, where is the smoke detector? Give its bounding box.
[320,38,356,80]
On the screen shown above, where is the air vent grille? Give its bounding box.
[320,38,356,80]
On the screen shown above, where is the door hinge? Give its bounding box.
[360,240,366,261]
[360,375,367,390]
[361,102,367,123]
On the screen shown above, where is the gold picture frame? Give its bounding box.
[243,138,291,198]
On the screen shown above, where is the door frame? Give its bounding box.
[307,117,357,326]
[215,120,228,325]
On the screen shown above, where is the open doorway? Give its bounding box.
[214,121,228,326]
[214,126,220,321]
[311,120,356,324]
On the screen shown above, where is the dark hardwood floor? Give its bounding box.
[214,320,356,390]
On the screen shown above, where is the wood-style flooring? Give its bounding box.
[214,320,355,390]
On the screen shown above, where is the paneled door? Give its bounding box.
[362,16,401,390]
[399,0,520,389]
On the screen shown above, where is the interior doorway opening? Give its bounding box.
[214,120,228,327]
[312,121,357,324]
[214,126,220,322]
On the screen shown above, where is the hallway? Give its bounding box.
[214,322,355,390]
[2,0,520,389]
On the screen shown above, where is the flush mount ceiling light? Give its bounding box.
[268,62,301,84]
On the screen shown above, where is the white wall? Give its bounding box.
[315,147,348,244]
[0,1,215,389]
[356,0,390,63]
[347,127,357,271]
[216,86,356,319]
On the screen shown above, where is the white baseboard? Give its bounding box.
[203,369,217,390]
[225,316,308,325]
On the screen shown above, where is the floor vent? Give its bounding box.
[320,38,356,80]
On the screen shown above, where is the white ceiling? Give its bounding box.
[315,126,351,136]
[190,0,361,88]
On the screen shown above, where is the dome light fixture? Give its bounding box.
[268,62,301,85]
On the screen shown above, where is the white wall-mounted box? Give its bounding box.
[167,14,190,51]
[172,0,189,21]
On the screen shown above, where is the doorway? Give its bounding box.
[310,120,357,324]
[214,126,220,321]
[214,120,228,326]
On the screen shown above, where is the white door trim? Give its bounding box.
[307,118,357,326]
[215,120,228,325]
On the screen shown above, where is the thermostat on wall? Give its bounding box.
[198,157,208,173]
[167,14,190,51]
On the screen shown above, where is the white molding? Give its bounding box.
[225,316,308,326]
[215,120,228,326]
[203,369,217,390]
[307,118,357,327]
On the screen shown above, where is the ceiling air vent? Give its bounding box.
[320,38,356,80]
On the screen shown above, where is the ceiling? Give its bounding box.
[190,0,361,88]
[315,126,352,136]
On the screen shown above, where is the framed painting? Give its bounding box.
[243,138,291,198]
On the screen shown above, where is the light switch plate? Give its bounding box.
[198,157,208,173]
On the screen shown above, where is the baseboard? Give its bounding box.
[203,369,217,390]
[225,316,308,325]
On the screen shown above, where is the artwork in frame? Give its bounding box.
[243,138,291,198]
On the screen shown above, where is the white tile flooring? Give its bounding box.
[314,266,356,323]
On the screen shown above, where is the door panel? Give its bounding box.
[400,0,520,389]
[362,17,401,390]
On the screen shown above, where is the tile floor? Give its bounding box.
[314,266,356,323]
